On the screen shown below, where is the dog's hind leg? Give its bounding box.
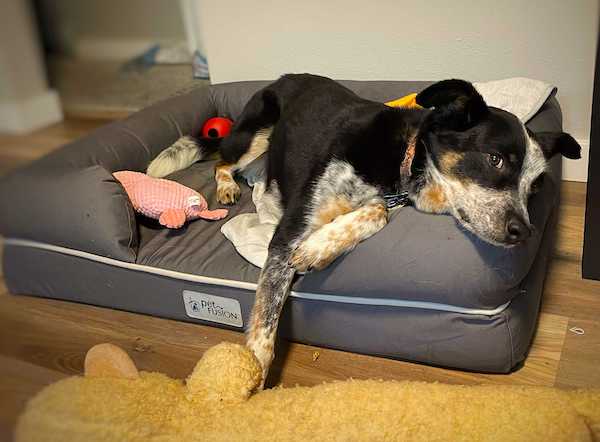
[215,89,279,204]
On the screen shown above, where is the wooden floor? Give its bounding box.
[1,120,599,439]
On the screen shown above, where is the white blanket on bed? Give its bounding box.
[221,77,557,268]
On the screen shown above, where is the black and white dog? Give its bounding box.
[148,74,581,385]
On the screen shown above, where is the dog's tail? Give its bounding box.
[147,136,221,178]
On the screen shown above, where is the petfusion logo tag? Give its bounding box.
[182,290,243,328]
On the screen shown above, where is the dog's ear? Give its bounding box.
[416,79,488,130]
[534,132,581,159]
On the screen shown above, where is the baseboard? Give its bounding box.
[0,90,63,134]
[562,139,590,182]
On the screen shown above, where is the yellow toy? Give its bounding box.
[16,342,600,442]
[385,92,422,109]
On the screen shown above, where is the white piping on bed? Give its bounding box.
[4,238,511,316]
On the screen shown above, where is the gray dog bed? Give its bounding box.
[0,80,563,373]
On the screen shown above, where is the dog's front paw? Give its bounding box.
[217,181,241,205]
[290,234,342,272]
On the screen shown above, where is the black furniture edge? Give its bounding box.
[583,32,600,280]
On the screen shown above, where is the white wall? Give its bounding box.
[37,0,188,60]
[0,0,62,133]
[194,0,598,181]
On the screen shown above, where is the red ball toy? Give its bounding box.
[201,117,233,138]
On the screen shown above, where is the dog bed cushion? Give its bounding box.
[0,79,563,373]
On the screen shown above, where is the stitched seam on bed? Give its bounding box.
[162,113,183,138]
[208,87,217,118]
[108,167,137,261]
[119,125,152,158]
[123,193,136,261]
[103,167,137,262]
[503,310,515,368]
[3,238,512,316]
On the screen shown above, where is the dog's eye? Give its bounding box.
[488,153,504,169]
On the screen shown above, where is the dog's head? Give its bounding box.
[410,79,581,247]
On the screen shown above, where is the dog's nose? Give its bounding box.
[505,216,531,244]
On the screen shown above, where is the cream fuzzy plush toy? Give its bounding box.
[16,342,600,441]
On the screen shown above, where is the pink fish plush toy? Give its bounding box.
[113,171,228,229]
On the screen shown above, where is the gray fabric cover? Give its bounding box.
[0,79,563,372]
